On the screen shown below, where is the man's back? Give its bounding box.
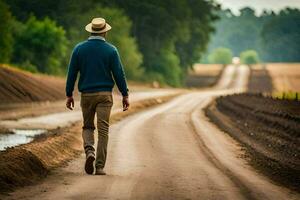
[76,38,116,93]
[66,36,128,97]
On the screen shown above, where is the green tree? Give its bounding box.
[13,16,68,75]
[102,0,219,86]
[103,0,188,86]
[151,45,182,86]
[208,47,233,64]
[0,1,14,63]
[5,0,220,85]
[175,0,220,69]
[206,8,268,59]
[240,50,259,65]
[5,1,144,79]
[261,8,300,62]
[205,7,300,63]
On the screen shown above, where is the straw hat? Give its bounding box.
[85,18,111,33]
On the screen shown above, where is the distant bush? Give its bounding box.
[17,60,38,73]
[240,50,260,65]
[12,16,68,75]
[150,47,183,87]
[0,1,13,63]
[208,47,233,65]
[142,71,166,86]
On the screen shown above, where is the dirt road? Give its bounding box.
[4,65,299,200]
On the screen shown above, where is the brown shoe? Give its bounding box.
[85,153,95,175]
[95,168,106,175]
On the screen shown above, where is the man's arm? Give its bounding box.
[110,48,129,111]
[65,47,79,110]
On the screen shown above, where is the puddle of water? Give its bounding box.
[0,129,46,151]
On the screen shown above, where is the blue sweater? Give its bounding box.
[65,38,128,97]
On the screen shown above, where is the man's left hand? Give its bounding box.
[66,96,74,110]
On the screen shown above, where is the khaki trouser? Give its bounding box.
[80,91,113,169]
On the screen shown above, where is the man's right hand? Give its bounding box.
[66,96,74,110]
[122,96,130,111]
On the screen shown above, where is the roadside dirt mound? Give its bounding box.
[205,93,300,192]
[0,64,66,105]
[0,125,82,193]
[0,148,48,192]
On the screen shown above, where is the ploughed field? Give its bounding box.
[206,93,300,192]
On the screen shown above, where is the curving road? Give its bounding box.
[5,65,299,200]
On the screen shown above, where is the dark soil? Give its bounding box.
[248,65,273,93]
[0,65,66,105]
[185,75,219,88]
[185,67,224,88]
[205,93,300,192]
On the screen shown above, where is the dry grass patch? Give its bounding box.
[266,63,300,92]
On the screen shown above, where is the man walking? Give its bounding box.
[65,18,129,175]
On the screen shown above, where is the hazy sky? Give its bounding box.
[216,0,300,15]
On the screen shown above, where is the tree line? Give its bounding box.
[205,7,300,63]
[0,0,219,86]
